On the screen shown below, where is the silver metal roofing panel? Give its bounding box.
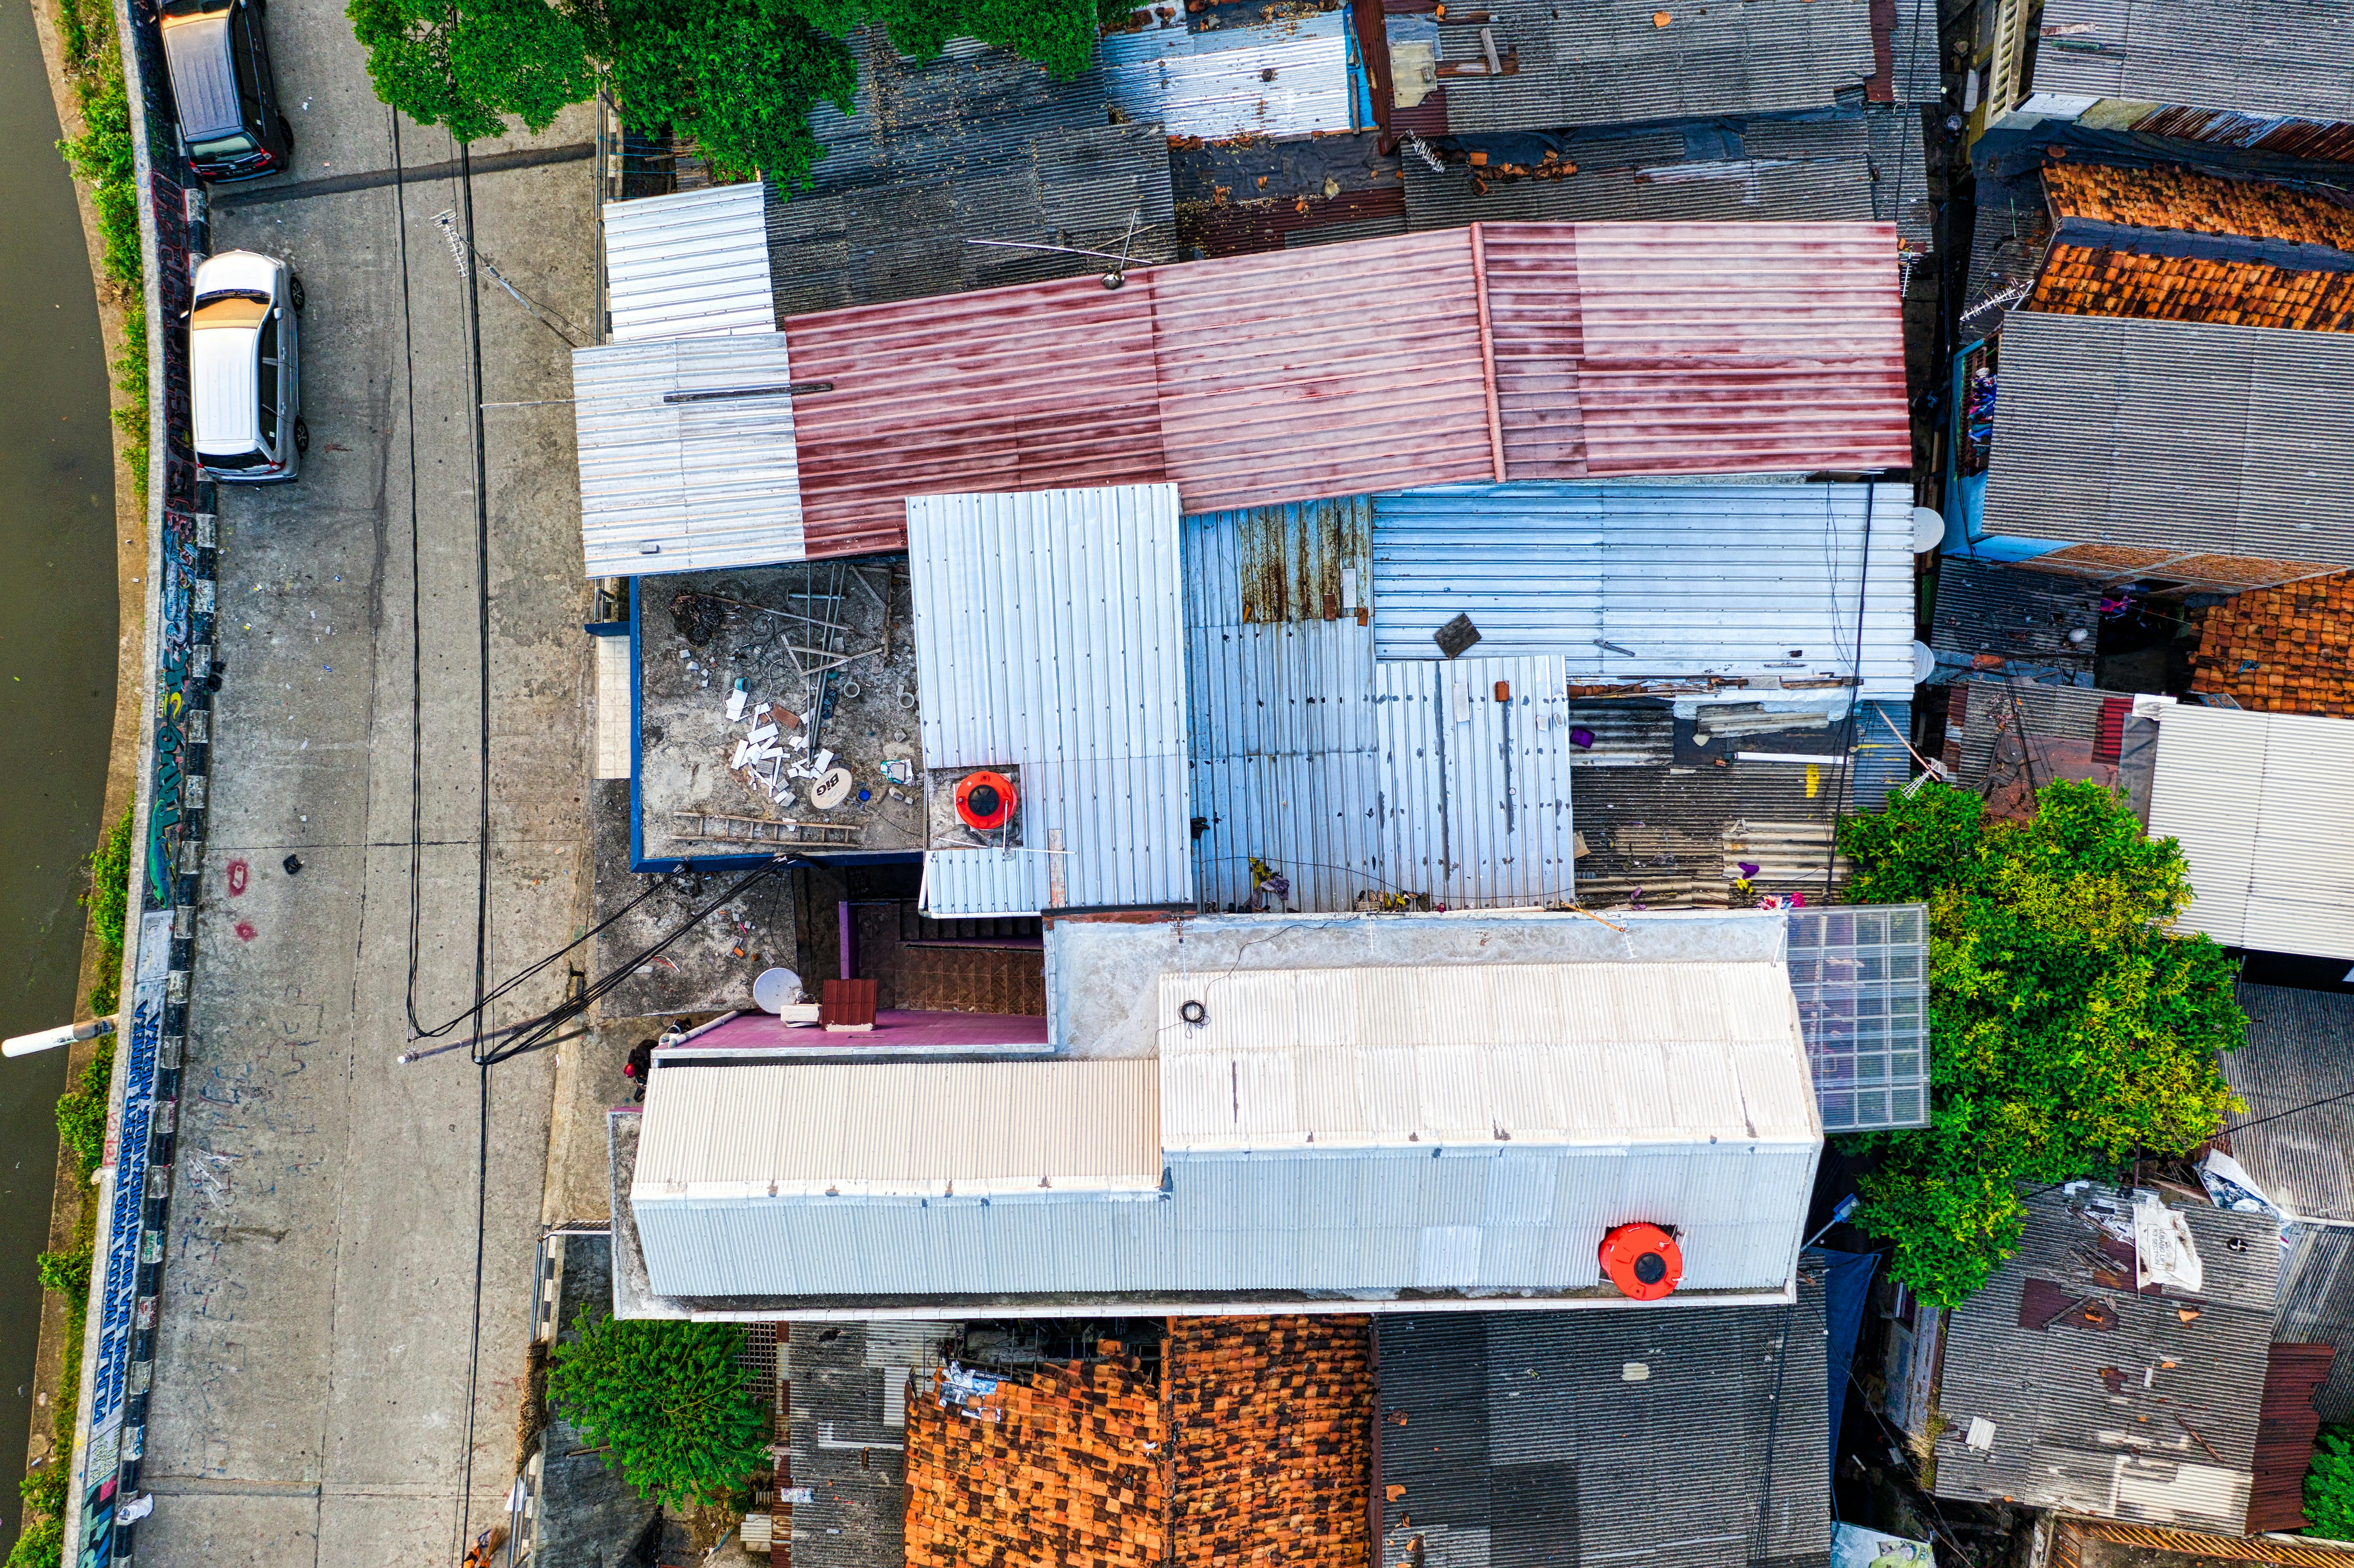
[2029,0,2354,124]
[1370,482,1919,698]
[1435,0,1876,133]
[2279,1224,2354,1423]
[1931,1183,2278,1530]
[603,184,778,342]
[1100,12,1352,140]
[1185,502,1578,911]
[908,485,1193,917]
[2224,983,2354,1224]
[2147,704,2354,960]
[1983,313,2354,566]
[571,335,806,577]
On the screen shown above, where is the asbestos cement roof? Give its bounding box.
[1375,1279,1831,1568]
[907,485,1193,917]
[765,31,1176,318]
[571,334,805,576]
[2025,0,2354,127]
[602,183,777,342]
[1980,311,2354,571]
[1930,1183,2279,1531]
[1430,0,1877,134]
[2223,982,2354,1224]
[2145,703,2354,960]
[1368,482,1919,698]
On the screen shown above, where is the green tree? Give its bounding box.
[55,1039,116,1179]
[547,1315,767,1510]
[81,806,131,1015]
[348,0,596,143]
[1838,779,2245,1305]
[2308,1426,2354,1540]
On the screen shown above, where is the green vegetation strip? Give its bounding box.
[55,0,147,499]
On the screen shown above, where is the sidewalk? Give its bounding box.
[127,6,600,1557]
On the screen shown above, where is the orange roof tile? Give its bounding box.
[2192,571,2354,717]
[2044,162,2354,251]
[2028,245,2354,332]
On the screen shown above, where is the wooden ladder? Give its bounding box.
[670,812,862,847]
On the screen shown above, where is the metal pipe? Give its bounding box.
[3,1014,118,1058]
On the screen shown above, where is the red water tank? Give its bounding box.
[955,770,1018,831]
[1600,1223,1684,1301]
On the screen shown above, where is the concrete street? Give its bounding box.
[133,5,601,1560]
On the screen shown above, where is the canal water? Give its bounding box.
[0,0,123,1543]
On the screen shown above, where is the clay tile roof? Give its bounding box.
[904,1317,1374,1568]
[2027,248,2354,332]
[2044,162,2354,251]
[2192,570,2354,717]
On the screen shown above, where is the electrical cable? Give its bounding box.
[406,870,680,1041]
[392,108,431,1041]
[1825,484,1878,899]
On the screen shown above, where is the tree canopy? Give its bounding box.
[1836,778,2245,1306]
[546,1315,769,1510]
[351,0,1133,188]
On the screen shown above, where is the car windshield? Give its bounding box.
[159,0,233,16]
[188,131,256,159]
[191,292,268,329]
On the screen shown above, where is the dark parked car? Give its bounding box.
[159,0,291,183]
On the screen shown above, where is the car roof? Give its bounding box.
[159,12,241,141]
[190,325,261,456]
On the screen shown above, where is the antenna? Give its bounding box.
[965,208,1148,289]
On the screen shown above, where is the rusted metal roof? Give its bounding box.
[769,221,1909,559]
[1152,231,1496,514]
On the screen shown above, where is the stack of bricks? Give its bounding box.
[903,1352,1168,1568]
[2191,572,2354,716]
[1169,1316,1375,1568]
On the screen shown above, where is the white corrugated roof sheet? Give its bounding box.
[626,948,1821,1305]
[1100,11,1352,140]
[1370,482,1919,698]
[909,485,1194,916]
[603,184,778,342]
[572,334,806,576]
[2147,703,2354,961]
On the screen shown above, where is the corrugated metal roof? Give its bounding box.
[2145,704,2354,960]
[1403,112,1934,262]
[1928,558,2102,681]
[1375,1282,1831,1568]
[1160,961,1817,1148]
[1931,1183,2278,1531]
[1152,230,1496,514]
[2027,0,2354,127]
[766,30,1177,318]
[1557,223,1912,474]
[1370,482,1918,697]
[1101,10,1352,140]
[782,1320,947,1568]
[1184,500,1578,912]
[572,334,805,576]
[787,277,1169,560]
[1432,0,1877,133]
[772,221,1913,558]
[633,1058,1161,1199]
[604,184,778,342]
[2279,1224,2354,1424]
[908,485,1194,917]
[1982,312,2354,568]
[2222,983,2354,1223]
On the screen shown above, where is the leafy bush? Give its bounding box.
[36,1247,91,1302]
[1838,779,2245,1305]
[5,1513,62,1568]
[547,1316,768,1510]
[2308,1427,2354,1540]
[82,806,131,1016]
[55,1039,115,1179]
[51,0,148,501]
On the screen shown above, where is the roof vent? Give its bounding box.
[1600,1222,1684,1301]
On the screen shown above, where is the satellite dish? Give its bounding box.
[1910,506,1946,554]
[753,968,803,1014]
[1912,640,1936,683]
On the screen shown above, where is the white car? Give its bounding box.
[190,249,303,483]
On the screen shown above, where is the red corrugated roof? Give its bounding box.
[1152,230,1495,514]
[786,274,1168,559]
[776,221,1910,558]
[1565,223,1912,475]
